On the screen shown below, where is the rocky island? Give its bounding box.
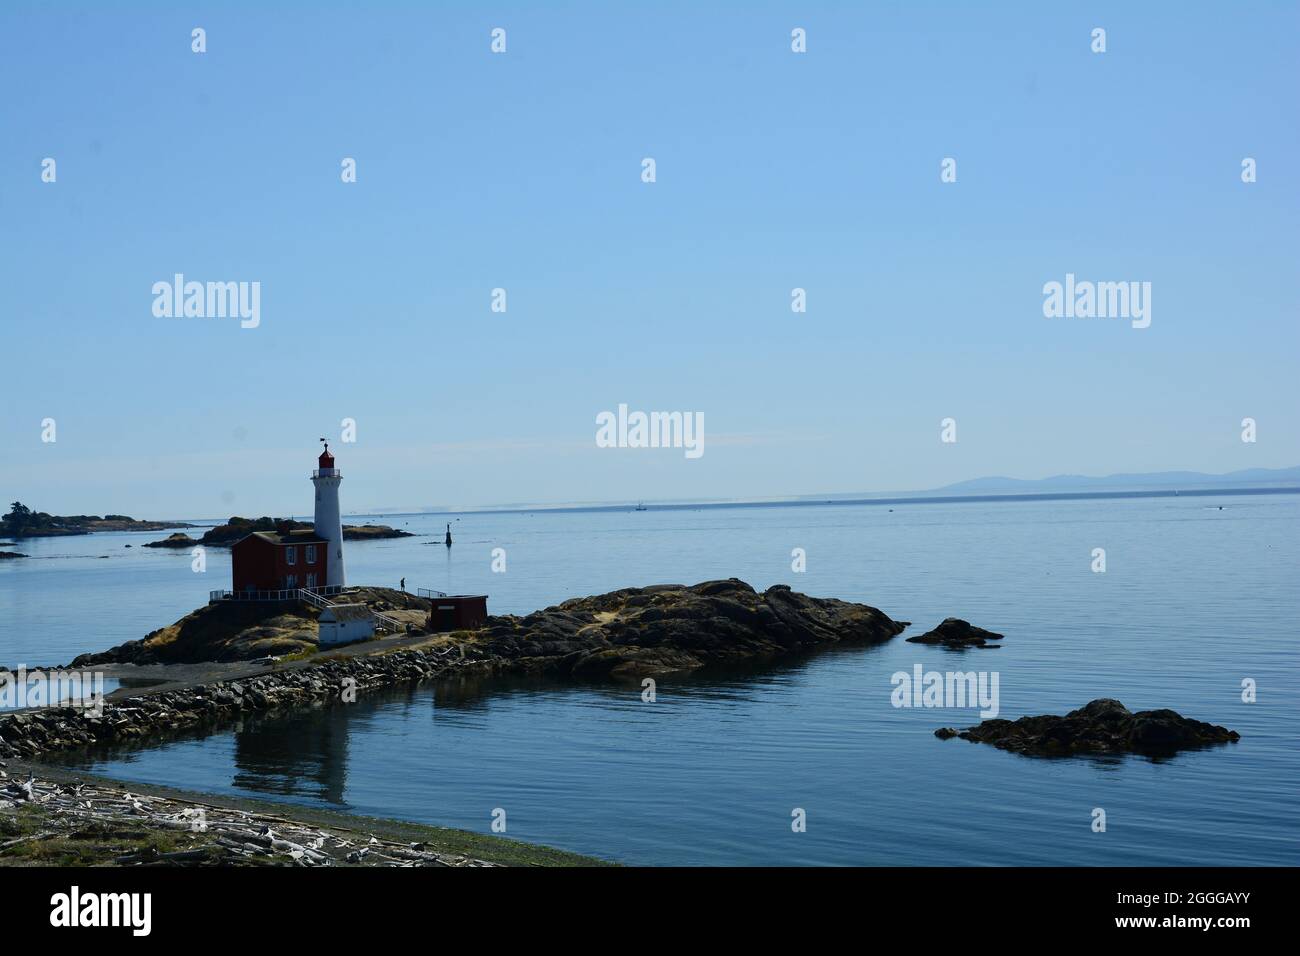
[906,618,1004,649]
[0,501,194,539]
[72,578,908,675]
[934,698,1240,756]
[144,516,414,548]
[474,579,907,679]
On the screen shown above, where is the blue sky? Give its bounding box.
[2,1,1297,517]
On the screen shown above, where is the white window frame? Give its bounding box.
[305,544,316,564]
[286,574,297,589]
[285,546,297,565]
[306,573,317,590]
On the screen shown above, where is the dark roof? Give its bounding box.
[244,529,327,546]
[320,604,372,623]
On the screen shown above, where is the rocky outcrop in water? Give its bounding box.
[906,618,1003,649]
[144,517,415,549]
[477,579,908,679]
[1,505,195,539]
[342,524,414,541]
[143,533,200,549]
[934,698,1240,756]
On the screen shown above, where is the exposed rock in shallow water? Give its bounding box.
[143,532,200,549]
[478,579,908,678]
[142,518,413,549]
[906,618,1003,649]
[935,698,1240,756]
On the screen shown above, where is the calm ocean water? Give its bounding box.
[5,495,1299,865]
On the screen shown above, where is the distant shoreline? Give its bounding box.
[0,518,196,540]
[15,484,1300,531]
[370,484,1300,520]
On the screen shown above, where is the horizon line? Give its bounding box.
[170,483,1300,525]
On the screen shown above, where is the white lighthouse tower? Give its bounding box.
[312,441,346,588]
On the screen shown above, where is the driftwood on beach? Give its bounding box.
[0,771,496,867]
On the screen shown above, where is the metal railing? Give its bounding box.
[209,588,299,603]
[311,469,342,478]
[210,585,346,604]
[297,589,335,610]
[207,585,413,636]
[372,611,406,633]
[417,587,448,598]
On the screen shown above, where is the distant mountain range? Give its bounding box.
[929,466,1300,495]
[349,466,1300,515]
[773,465,1300,505]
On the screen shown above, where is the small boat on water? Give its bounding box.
[634,502,647,512]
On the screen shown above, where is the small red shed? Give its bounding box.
[427,595,488,633]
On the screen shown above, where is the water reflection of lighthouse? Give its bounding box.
[230,688,433,805]
[231,706,354,805]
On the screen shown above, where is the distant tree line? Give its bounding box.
[1,502,133,537]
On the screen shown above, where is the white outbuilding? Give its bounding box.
[318,604,375,647]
